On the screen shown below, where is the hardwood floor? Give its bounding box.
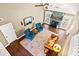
[42,23,68,46]
[6,36,32,56]
[6,23,68,56]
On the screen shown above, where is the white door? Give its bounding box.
[0,23,17,44]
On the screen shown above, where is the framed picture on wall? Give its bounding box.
[23,16,34,26]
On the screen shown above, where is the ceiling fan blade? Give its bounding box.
[34,4,44,7]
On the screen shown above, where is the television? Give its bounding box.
[23,16,34,26]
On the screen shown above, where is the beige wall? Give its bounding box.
[0,3,43,37]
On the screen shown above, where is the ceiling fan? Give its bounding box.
[34,3,49,9]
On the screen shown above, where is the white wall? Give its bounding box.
[67,15,79,35]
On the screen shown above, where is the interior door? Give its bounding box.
[0,23,17,44]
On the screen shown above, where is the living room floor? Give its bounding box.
[6,23,68,56]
